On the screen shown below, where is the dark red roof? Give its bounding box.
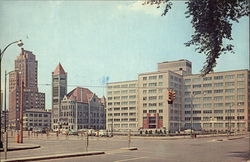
[66,87,94,103]
[53,63,66,75]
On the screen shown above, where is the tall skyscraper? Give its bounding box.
[9,48,45,130]
[51,63,67,131]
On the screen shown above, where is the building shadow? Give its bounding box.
[228,151,250,160]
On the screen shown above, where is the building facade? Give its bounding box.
[106,80,138,132]
[106,60,249,133]
[9,48,46,130]
[23,109,51,131]
[183,70,249,133]
[51,63,67,131]
[59,87,106,131]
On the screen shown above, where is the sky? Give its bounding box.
[0,1,249,109]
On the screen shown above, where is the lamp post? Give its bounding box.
[0,40,23,148]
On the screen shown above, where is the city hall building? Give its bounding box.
[106,60,249,133]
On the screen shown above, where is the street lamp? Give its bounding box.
[0,40,23,148]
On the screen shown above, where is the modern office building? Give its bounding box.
[183,70,249,132]
[106,59,249,133]
[51,63,67,131]
[9,48,46,130]
[23,109,51,131]
[106,80,138,132]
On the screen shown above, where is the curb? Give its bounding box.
[120,147,138,151]
[1,151,105,162]
[0,145,40,152]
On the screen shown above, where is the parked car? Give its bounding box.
[69,130,78,136]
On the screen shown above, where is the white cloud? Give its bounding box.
[117,1,163,16]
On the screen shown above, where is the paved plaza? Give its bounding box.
[0,132,249,162]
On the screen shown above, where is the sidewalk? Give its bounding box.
[0,143,40,152]
[0,147,137,162]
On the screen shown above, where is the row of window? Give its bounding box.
[184,102,244,108]
[107,89,136,95]
[108,118,137,122]
[185,116,245,121]
[185,89,245,95]
[108,95,136,100]
[185,95,245,102]
[185,73,245,83]
[26,113,49,118]
[108,101,136,106]
[185,82,245,89]
[185,109,244,114]
[107,107,136,111]
[107,84,136,89]
[142,75,163,80]
[108,113,136,116]
[143,103,163,107]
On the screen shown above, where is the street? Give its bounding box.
[0,133,249,162]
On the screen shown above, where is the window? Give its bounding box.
[149,83,157,87]
[203,83,212,88]
[203,110,212,114]
[237,109,244,113]
[114,96,120,100]
[129,84,136,87]
[214,76,223,80]
[203,103,212,108]
[149,110,157,113]
[159,75,163,79]
[129,95,136,99]
[184,79,191,83]
[225,89,235,93]
[121,96,128,100]
[237,81,244,86]
[204,90,212,94]
[214,110,223,114]
[237,95,245,100]
[225,82,234,87]
[143,110,147,113]
[214,96,223,101]
[143,77,147,80]
[203,97,212,101]
[214,83,223,87]
[192,78,201,82]
[149,76,157,80]
[129,101,136,105]
[237,88,244,93]
[158,82,163,86]
[203,77,212,81]
[121,107,128,110]
[121,84,128,88]
[129,107,136,110]
[214,89,223,93]
[158,96,163,100]
[223,95,233,100]
[237,74,245,78]
[129,90,136,93]
[193,84,201,88]
[159,109,163,113]
[225,75,235,79]
[214,103,223,107]
[148,89,157,94]
[149,96,157,100]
